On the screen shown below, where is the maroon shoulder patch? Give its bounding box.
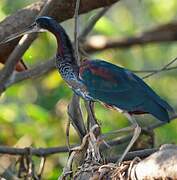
[79,59,91,75]
[80,60,117,82]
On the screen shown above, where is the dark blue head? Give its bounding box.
[35,16,74,60]
[0,16,59,44]
[35,16,59,32]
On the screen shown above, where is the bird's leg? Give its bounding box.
[85,101,99,131]
[118,113,141,163]
[89,101,99,125]
[103,126,135,136]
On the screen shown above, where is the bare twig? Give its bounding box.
[73,0,100,137]
[145,113,177,130]
[142,57,177,79]
[79,6,111,41]
[74,0,81,64]
[37,157,46,179]
[78,6,112,58]
[67,95,86,139]
[107,148,158,162]
[0,58,55,93]
[66,0,87,142]
[84,101,98,129]
[66,119,71,150]
[132,66,177,74]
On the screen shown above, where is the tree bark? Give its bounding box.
[130,144,177,179]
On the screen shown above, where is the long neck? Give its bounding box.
[51,24,76,65]
[48,23,80,85]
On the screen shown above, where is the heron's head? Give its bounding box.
[0,16,57,44]
[35,16,58,32]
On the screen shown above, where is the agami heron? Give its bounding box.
[2,16,174,162]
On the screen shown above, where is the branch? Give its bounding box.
[1,58,55,93]
[83,21,177,53]
[0,145,71,157]
[74,0,81,64]
[107,148,158,162]
[142,56,177,79]
[67,95,87,139]
[129,144,177,179]
[78,6,111,58]
[132,66,177,74]
[78,6,111,42]
[66,0,87,141]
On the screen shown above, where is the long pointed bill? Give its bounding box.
[0,23,45,44]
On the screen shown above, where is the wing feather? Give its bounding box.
[80,60,147,111]
[79,59,173,122]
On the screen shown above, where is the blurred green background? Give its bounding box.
[0,0,177,179]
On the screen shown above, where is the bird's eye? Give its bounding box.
[30,22,37,29]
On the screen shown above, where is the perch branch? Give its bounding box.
[129,144,177,179]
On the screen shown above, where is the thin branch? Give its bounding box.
[145,113,177,130]
[142,57,177,79]
[0,146,71,156]
[132,66,177,74]
[162,56,177,69]
[74,0,81,64]
[37,157,46,179]
[0,58,55,93]
[78,6,111,58]
[0,146,158,164]
[79,6,111,41]
[84,101,99,129]
[67,95,87,139]
[73,0,100,134]
[107,148,158,162]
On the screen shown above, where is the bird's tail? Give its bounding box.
[144,100,172,122]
